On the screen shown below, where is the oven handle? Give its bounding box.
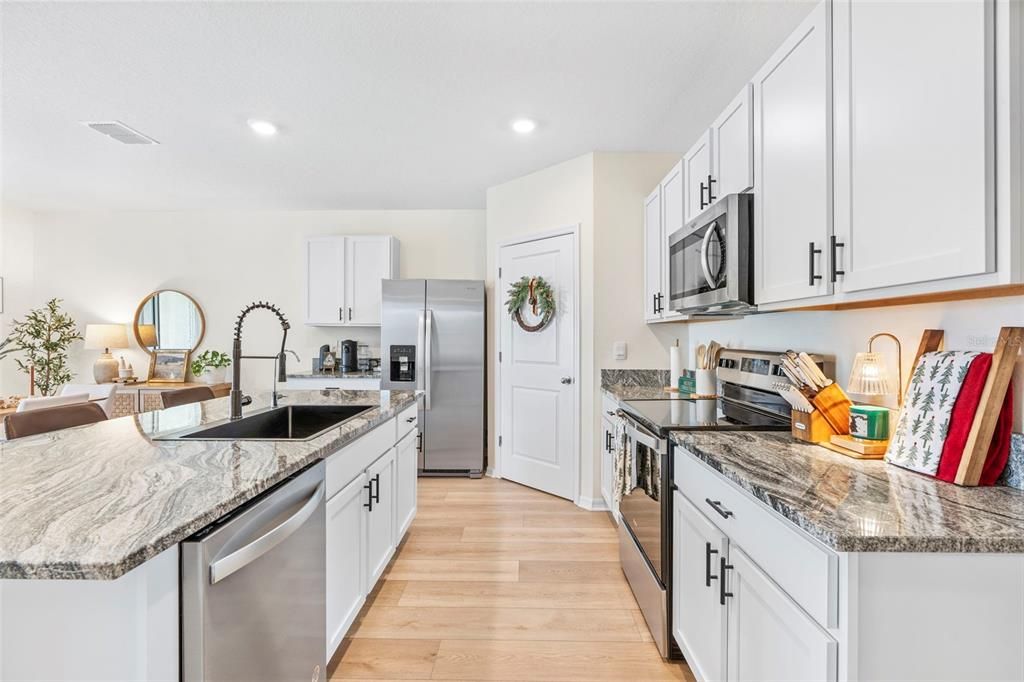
[616,409,666,453]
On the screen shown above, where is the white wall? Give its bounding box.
[486,152,681,505]
[0,208,485,395]
[679,295,1024,430]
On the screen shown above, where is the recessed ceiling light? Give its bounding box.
[247,119,278,136]
[511,119,537,134]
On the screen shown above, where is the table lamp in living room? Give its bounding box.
[85,324,129,383]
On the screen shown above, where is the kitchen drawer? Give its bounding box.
[602,393,620,420]
[326,418,395,499]
[397,403,418,439]
[675,446,838,628]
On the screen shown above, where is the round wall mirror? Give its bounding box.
[133,290,206,353]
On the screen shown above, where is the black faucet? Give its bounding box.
[277,349,301,383]
[230,301,290,420]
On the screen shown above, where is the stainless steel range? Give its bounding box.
[616,348,833,659]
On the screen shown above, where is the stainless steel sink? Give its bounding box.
[155,404,375,441]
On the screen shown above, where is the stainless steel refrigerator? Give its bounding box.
[381,279,485,477]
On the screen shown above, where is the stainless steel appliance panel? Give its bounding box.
[182,462,326,682]
[619,521,668,657]
[423,279,485,474]
[668,193,754,315]
[381,279,426,391]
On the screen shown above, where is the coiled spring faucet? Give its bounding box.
[230,301,290,420]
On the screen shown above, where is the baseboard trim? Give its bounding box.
[577,495,610,512]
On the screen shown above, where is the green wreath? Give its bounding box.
[505,276,555,332]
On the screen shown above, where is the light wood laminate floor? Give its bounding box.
[328,476,693,681]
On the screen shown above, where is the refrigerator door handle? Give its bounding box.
[424,309,433,410]
[416,311,426,393]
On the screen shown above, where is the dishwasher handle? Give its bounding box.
[209,481,325,585]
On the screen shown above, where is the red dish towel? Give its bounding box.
[935,353,1014,485]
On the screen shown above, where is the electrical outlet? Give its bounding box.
[613,341,627,361]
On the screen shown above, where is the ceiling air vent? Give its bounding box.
[82,121,160,145]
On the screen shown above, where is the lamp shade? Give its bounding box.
[84,324,129,351]
[847,351,893,396]
[137,323,158,348]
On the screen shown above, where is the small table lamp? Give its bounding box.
[85,324,129,383]
[848,332,904,407]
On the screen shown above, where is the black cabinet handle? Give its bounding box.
[830,235,845,283]
[656,293,664,314]
[371,473,381,504]
[705,542,719,588]
[363,480,374,511]
[652,294,658,315]
[699,181,708,210]
[416,432,422,453]
[339,307,344,322]
[808,242,822,286]
[405,416,416,423]
[705,498,734,520]
[348,307,353,320]
[706,174,717,205]
[719,557,734,605]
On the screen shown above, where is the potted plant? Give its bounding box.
[6,298,83,396]
[190,350,231,385]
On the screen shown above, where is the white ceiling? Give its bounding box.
[1,1,814,211]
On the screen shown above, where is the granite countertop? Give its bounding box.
[673,431,1024,553]
[602,385,683,402]
[0,389,418,580]
[287,370,381,380]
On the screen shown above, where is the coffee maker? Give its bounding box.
[339,339,358,373]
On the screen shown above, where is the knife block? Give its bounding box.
[791,410,837,444]
[810,383,853,435]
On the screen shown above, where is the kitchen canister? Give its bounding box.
[849,405,890,441]
[695,369,717,397]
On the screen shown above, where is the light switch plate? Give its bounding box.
[613,341,627,360]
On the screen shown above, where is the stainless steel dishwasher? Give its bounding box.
[181,461,326,682]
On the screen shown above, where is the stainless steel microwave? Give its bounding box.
[667,193,755,315]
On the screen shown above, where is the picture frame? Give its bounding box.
[149,349,190,383]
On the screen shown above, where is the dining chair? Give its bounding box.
[60,383,121,417]
[161,385,215,409]
[4,402,108,440]
[16,393,90,412]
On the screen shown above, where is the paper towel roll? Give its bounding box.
[670,345,684,390]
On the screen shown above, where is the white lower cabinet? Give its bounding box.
[600,416,615,513]
[673,466,837,682]
[395,428,419,539]
[725,546,837,682]
[325,414,416,661]
[365,448,396,585]
[326,473,368,656]
[673,492,727,682]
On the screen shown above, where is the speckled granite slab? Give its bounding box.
[0,389,419,580]
[601,368,670,389]
[673,431,1024,553]
[998,433,1024,491]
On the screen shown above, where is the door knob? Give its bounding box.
[560,377,573,385]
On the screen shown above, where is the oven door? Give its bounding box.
[618,413,668,585]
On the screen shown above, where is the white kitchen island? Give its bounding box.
[0,389,419,681]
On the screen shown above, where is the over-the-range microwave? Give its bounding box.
[667,193,755,315]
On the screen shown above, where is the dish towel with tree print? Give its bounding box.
[887,350,1014,483]
[886,351,979,476]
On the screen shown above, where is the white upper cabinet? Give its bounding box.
[753,0,833,305]
[726,546,837,682]
[684,130,714,224]
[306,237,347,325]
[712,84,754,197]
[660,163,685,320]
[643,187,665,321]
[832,0,994,293]
[305,235,398,326]
[345,236,394,324]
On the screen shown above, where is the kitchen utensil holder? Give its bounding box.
[791,409,836,444]
[694,369,717,397]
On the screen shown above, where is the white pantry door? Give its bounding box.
[498,232,577,500]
